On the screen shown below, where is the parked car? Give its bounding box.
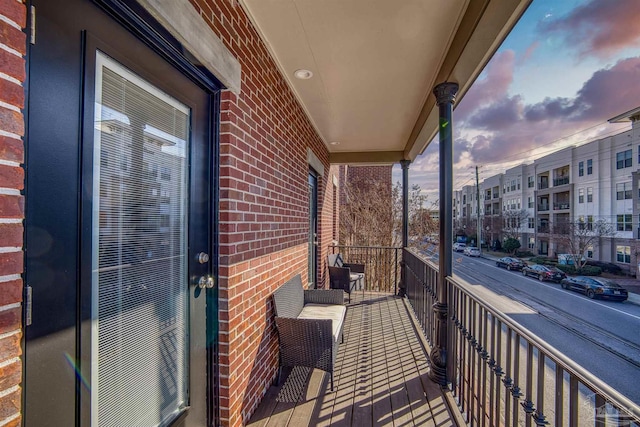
[521,264,566,282]
[496,257,527,271]
[463,246,480,257]
[453,242,467,252]
[560,276,628,301]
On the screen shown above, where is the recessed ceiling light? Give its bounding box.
[294,69,313,80]
[330,141,340,145]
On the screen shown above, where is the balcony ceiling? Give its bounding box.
[240,0,531,164]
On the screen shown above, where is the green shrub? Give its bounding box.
[529,256,556,265]
[503,238,521,255]
[516,250,534,258]
[555,264,602,276]
[576,265,602,276]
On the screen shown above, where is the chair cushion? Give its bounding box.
[298,303,347,342]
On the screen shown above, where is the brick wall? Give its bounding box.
[0,0,26,426]
[189,1,336,425]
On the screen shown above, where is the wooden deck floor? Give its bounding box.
[247,292,457,427]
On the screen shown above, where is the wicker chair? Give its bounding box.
[272,274,346,390]
[327,253,365,302]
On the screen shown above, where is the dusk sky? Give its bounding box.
[394,0,640,202]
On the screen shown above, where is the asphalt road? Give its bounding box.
[445,251,640,407]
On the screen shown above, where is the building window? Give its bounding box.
[578,161,584,177]
[528,176,534,188]
[587,159,593,175]
[517,178,521,190]
[616,149,632,169]
[578,215,585,230]
[528,196,533,209]
[528,218,534,229]
[617,214,632,231]
[587,215,593,231]
[528,237,535,249]
[586,245,593,258]
[587,187,593,202]
[578,188,584,203]
[616,245,631,263]
[616,182,632,200]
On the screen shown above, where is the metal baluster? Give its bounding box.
[569,376,578,427]
[595,394,605,427]
[489,314,496,427]
[555,366,564,427]
[512,334,522,426]
[522,342,534,427]
[534,351,548,426]
[481,306,489,427]
[495,320,504,427]
[504,329,512,425]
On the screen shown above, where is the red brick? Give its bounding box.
[0,0,26,28]
[0,252,22,276]
[0,224,22,247]
[0,334,21,362]
[0,388,20,420]
[0,79,23,110]
[0,280,21,306]
[0,20,26,55]
[0,359,20,390]
[0,136,23,163]
[0,50,25,82]
[0,164,23,189]
[0,307,20,334]
[0,107,23,137]
[0,195,23,218]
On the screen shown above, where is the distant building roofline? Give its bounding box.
[609,106,640,123]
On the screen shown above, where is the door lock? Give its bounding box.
[197,276,216,289]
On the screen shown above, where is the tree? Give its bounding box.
[340,181,437,248]
[552,217,615,271]
[503,237,521,255]
[502,209,529,241]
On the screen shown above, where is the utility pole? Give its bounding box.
[476,165,481,254]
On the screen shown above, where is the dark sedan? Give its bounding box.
[495,257,527,271]
[521,264,566,282]
[560,276,628,301]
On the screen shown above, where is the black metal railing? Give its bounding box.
[537,204,550,212]
[554,176,570,186]
[329,245,401,293]
[404,248,640,426]
[554,202,570,210]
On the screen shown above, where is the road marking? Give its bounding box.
[472,257,640,321]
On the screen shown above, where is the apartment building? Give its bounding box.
[454,107,640,273]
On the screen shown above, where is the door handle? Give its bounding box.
[197,276,216,289]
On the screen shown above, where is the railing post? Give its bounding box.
[429,81,459,386]
[398,159,410,296]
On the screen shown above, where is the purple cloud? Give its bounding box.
[524,57,640,122]
[539,0,640,59]
[455,50,516,119]
[467,95,523,130]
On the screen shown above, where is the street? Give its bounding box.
[442,251,640,406]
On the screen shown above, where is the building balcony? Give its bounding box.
[250,247,639,426]
[538,182,549,190]
[553,202,571,210]
[553,177,570,186]
[538,225,550,233]
[537,204,550,211]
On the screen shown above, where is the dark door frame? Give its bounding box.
[308,170,319,288]
[23,0,223,424]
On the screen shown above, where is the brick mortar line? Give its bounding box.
[0,274,20,283]
[0,302,20,312]
[0,159,21,167]
[0,72,22,87]
[0,129,22,140]
[0,413,20,427]
[0,14,22,31]
[0,100,21,113]
[0,43,22,58]
[0,247,20,253]
[0,384,19,399]
[0,357,19,369]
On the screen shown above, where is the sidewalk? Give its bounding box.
[479,250,640,306]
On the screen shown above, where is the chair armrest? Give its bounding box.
[304,289,345,305]
[344,263,365,274]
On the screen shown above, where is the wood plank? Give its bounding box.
[245,293,456,427]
